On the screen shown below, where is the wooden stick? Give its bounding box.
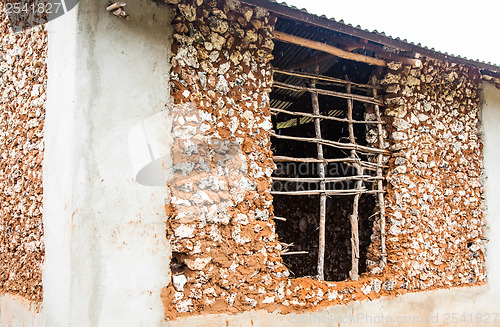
[281,251,309,256]
[106,2,126,11]
[273,155,351,163]
[273,69,378,90]
[272,155,387,169]
[110,7,130,20]
[273,216,287,221]
[339,38,422,67]
[271,107,385,124]
[273,81,382,105]
[272,176,382,183]
[270,132,387,155]
[273,31,387,67]
[271,189,383,196]
[311,79,327,281]
[347,82,361,281]
[372,86,387,267]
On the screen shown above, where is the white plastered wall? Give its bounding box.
[480,82,500,297]
[41,1,173,326]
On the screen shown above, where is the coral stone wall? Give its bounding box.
[0,8,46,302]
[163,0,287,318]
[381,59,485,290]
[163,0,485,319]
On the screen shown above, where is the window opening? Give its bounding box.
[270,23,387,281]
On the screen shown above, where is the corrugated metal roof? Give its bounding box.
[272,18,341,74]
[241,0,500,75]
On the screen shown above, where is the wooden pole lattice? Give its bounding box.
[270,70,387,280]
[271,107,385,124]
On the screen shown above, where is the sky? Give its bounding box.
[279,0,500,67]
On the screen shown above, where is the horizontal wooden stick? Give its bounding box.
[281,251,309,256]
[271,189,383,196]
[273,69,378,90]
[272,176,382,183]
[359,162,384,171]
[273,216,287,221]
[273,155,349,163]
[273,81,382,105]
[280,242,294,247]
[272,155,387,169]
[273,31,387,67]
[270,132,387,155]
[271,107,385,124]
[340,39,421,67]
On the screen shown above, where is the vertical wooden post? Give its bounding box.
[347,82,361,281]
[311,78,327,281]
[372,87,387,267]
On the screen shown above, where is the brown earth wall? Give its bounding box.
[0,6,46,303]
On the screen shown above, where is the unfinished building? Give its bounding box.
[1,0,500,326]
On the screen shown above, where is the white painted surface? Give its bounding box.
[42,1,174,326]
[480,82,500,296]
[0,295,40,327]
[129,111,172,186]
[162,286,491,327]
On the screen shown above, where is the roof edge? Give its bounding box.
[241,0,500,74]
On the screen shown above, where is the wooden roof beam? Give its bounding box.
[274,31,422,68]
[241,0,500,74]
[340,39,422,67]
[274,31,387,67]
